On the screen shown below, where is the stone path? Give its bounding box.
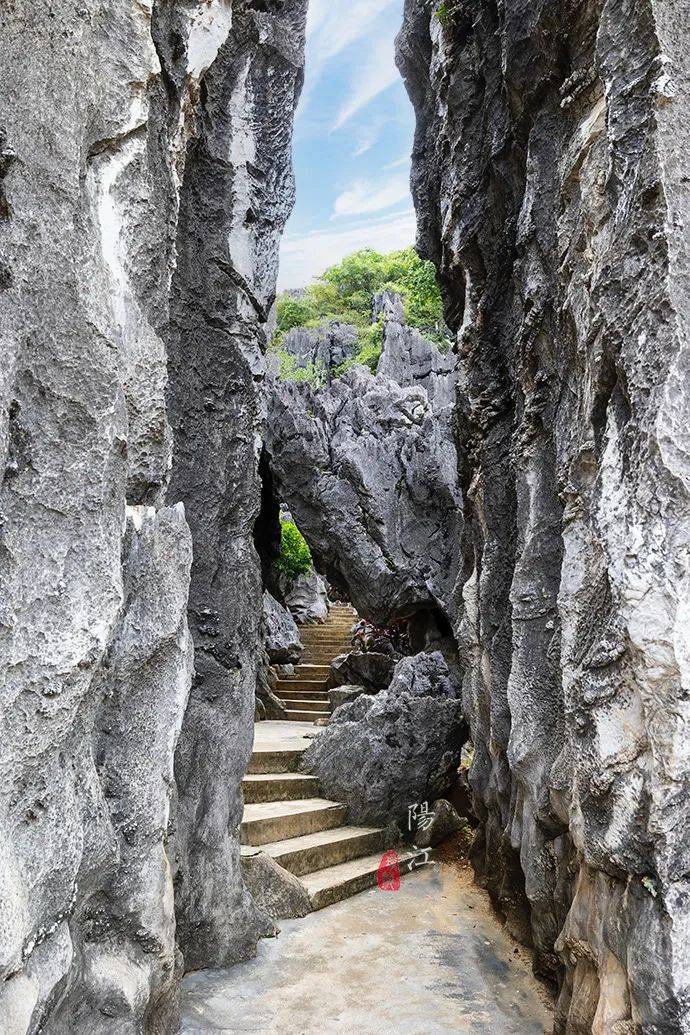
[273,604,357,721]
[241,721,416,909]
[181,858,553,1034]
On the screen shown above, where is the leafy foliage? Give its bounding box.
[274,247,444,338]
[273,348,327,388]
[271,247,447,381]
[276,520,312,581]
[435,0,465,28]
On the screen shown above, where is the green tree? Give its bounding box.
[276,520,313,581]
[271,246,447,375]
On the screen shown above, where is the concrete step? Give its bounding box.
[302,629,353,637]
[284,708,330,722]
[241,798,347,846]
[302,849,419,910]
[277,698,330,713]
[275,679,328,692]
[260,825,387,877]
[247,748,303,775]
[242,772,321,804]
[293,665,330,677]
[278,691,330,704]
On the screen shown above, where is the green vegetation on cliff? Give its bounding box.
[273,247,444,374]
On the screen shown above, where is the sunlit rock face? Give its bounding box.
[398,0,690,1028]
[0,0,306,1029]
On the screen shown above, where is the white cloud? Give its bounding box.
[332,34,398,130]
[298,0,399,118]
[382,155,410,170]
[278,209,417,289]
[332,174,410,219]
[353,121,383,157]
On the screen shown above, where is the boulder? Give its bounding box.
[412,800,464,849]
[240,849,311,922]
[262,591,303,664]
[327,651,395,693]
[281,568,329,624]
[329,684,369,711]
[303,652,465,829]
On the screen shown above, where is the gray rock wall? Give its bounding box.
[398,0,690,1028]
[164,0,307,972]
[266,364,464,625]
[0,1,305,1029]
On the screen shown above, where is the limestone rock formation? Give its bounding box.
[303,652,465,829]
[240,849,311,923]
[398,0,690,1026]
[163,0,307,973]
[0,0,306,1028]
[375,290,456,411]
[327,651,396,693]
[280,568,330,624]
[328,685,369,711]
[265,365,463,627]
[262,591,303,665]
[278,322,360,375]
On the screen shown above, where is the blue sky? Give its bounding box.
[278,0,417,290]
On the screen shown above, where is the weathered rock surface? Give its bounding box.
[303,652,465,829]
[375,290,456,411]
[262,591,303,664]
[240,849,311,923]
[280,568,330,624]
[164,0,307,973]
[398,0,690,1026]
[327,651,395,693]
[279,322,360,375]
[412,799,464,850]
[266,365,463,627]
[328,685,369,712]
[0,0,306,1028]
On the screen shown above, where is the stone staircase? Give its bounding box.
[242,725,417,910]
[273,604,357,722]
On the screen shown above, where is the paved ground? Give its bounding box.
[252,719,314,752]
[181,857,553,1034]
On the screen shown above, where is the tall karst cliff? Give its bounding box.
[397,0,690,1030]
[0,1,306,1031]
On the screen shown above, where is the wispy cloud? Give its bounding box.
[382,155,410,170]
[332,34,398,130]
[299,0,399,116]
[352,117,386,157]
[279,209,417,289]
[332,173,410,219]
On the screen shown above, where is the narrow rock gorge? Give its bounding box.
[2,0,690,1032]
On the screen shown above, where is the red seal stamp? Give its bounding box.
[377,850,401,891]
